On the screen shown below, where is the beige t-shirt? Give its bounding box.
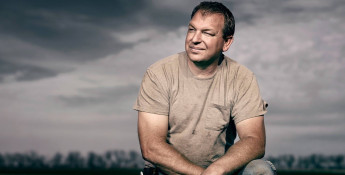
[134,51,267,167]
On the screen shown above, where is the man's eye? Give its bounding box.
[204,32,215,36]
[188,28,195,32]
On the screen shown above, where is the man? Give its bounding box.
[134,1,276,175]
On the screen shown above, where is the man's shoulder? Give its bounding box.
[147,51,185,73]
[223,55,254,78]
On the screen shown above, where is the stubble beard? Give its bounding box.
[188,52,222,70]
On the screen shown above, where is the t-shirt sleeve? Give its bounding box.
[133,69,169,116]
[231,72,267,124]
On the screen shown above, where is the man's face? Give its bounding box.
[185,11,231,64]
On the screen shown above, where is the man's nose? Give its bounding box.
[191,32,202,43]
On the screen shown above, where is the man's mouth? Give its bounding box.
[189,46,205,53]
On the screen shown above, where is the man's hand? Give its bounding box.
[138,111,204,175]
[201,163,226,175]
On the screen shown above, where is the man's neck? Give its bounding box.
[187,54,224,79]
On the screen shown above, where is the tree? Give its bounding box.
[49,152,64,169]
[65,151,85,169]
[87,152,106,169]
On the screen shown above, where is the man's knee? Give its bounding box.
[239,159,276,175]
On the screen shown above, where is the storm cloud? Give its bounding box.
[0,0,344,157]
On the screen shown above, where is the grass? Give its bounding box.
[0,168,141,175]
[1,169,345,175]
[277,170,345,175]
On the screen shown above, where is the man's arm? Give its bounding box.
[202,116,266,175]
[138,111,204,175]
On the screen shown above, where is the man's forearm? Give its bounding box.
[138,111,204,175]
[203,136,265,175]
[143,141,204,175]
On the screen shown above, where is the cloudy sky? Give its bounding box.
[0,0,344,157]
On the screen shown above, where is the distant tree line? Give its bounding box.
[0,150,144,171]
[0,151,344,171]
[267,154,345,170]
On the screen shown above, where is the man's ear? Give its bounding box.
[222,36,234,52]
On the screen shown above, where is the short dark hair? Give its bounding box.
[191,1,235,40]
